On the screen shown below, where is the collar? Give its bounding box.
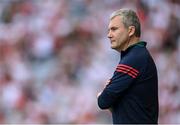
[121,41,147,57]
[128,41,147,48]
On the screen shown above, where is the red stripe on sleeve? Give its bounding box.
[118,64,139,73]
[116,66,138,76]
[116,69,136,78]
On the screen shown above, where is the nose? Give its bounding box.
[107,31,112,38]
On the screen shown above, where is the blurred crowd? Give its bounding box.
[0,0,179,124]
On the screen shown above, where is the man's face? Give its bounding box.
[107,16,129,51]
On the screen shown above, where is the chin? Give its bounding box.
[111,45,116,49]
[111,45,117,49]
[111,47,117,50]
[111,46,116,49]
[111,46,122,51]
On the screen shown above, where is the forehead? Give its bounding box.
[108,16,123,28]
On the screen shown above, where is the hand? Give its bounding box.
[97,91,102,98]
[104,79,111,88]
[109,107,113,112]
[97,79,111,98]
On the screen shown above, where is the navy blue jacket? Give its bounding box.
[98,41,159,124]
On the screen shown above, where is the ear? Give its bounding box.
[128,26,135,37]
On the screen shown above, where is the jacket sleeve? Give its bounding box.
[97,54,144,109]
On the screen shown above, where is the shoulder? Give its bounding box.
[120,46,150,74]
[121,46,149,64]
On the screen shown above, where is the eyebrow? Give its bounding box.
[108,26,119,31]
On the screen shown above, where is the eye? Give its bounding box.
[111,27,118,32]
[108,27,118,33]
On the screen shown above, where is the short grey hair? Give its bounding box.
[110,9,141,37]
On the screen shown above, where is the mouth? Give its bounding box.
[110,40,115,43]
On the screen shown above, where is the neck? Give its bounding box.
[122,36,140,51]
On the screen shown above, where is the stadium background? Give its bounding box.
[0,0,179,123]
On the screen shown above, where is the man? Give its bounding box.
[97,9,159,124]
